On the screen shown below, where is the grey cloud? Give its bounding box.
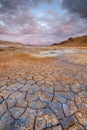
[0,0,29,9]
[0,9,87,45]
[0,0,56,13]
[62,0,87,18]
[0,0,87,45]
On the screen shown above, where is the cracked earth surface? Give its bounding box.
[0,47,87,130]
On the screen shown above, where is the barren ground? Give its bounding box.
[0,46,87,130]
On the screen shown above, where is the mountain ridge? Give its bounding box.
[52,35,87,47]
[0,40,24,47]
[0,35,87,47]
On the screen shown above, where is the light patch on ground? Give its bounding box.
[32,49,87,57]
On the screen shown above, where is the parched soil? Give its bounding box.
[0,47,87,130]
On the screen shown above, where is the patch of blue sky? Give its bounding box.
[31,1,65,18]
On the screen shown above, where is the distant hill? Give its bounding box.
[52,35,87,47]
[0,40,23,48]
[0,35,87,48]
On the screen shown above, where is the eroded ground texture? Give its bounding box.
[0,47,87,130]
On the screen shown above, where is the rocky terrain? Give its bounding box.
[0,39,87,130]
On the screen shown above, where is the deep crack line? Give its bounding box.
[33,115,37,130]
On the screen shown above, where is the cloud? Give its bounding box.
[62,0,87,18]
[0,0,87,45]
[0,0,57,13]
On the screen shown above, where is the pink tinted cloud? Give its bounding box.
[0,0,87,45]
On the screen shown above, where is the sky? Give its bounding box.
[0,0,87,45]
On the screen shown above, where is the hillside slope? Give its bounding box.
[52,35,87,47]
[0,40,23,47]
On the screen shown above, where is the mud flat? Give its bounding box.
[32,48,87,57]
[0,46,87,130]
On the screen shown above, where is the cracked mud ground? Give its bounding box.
[0,47,87,130]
